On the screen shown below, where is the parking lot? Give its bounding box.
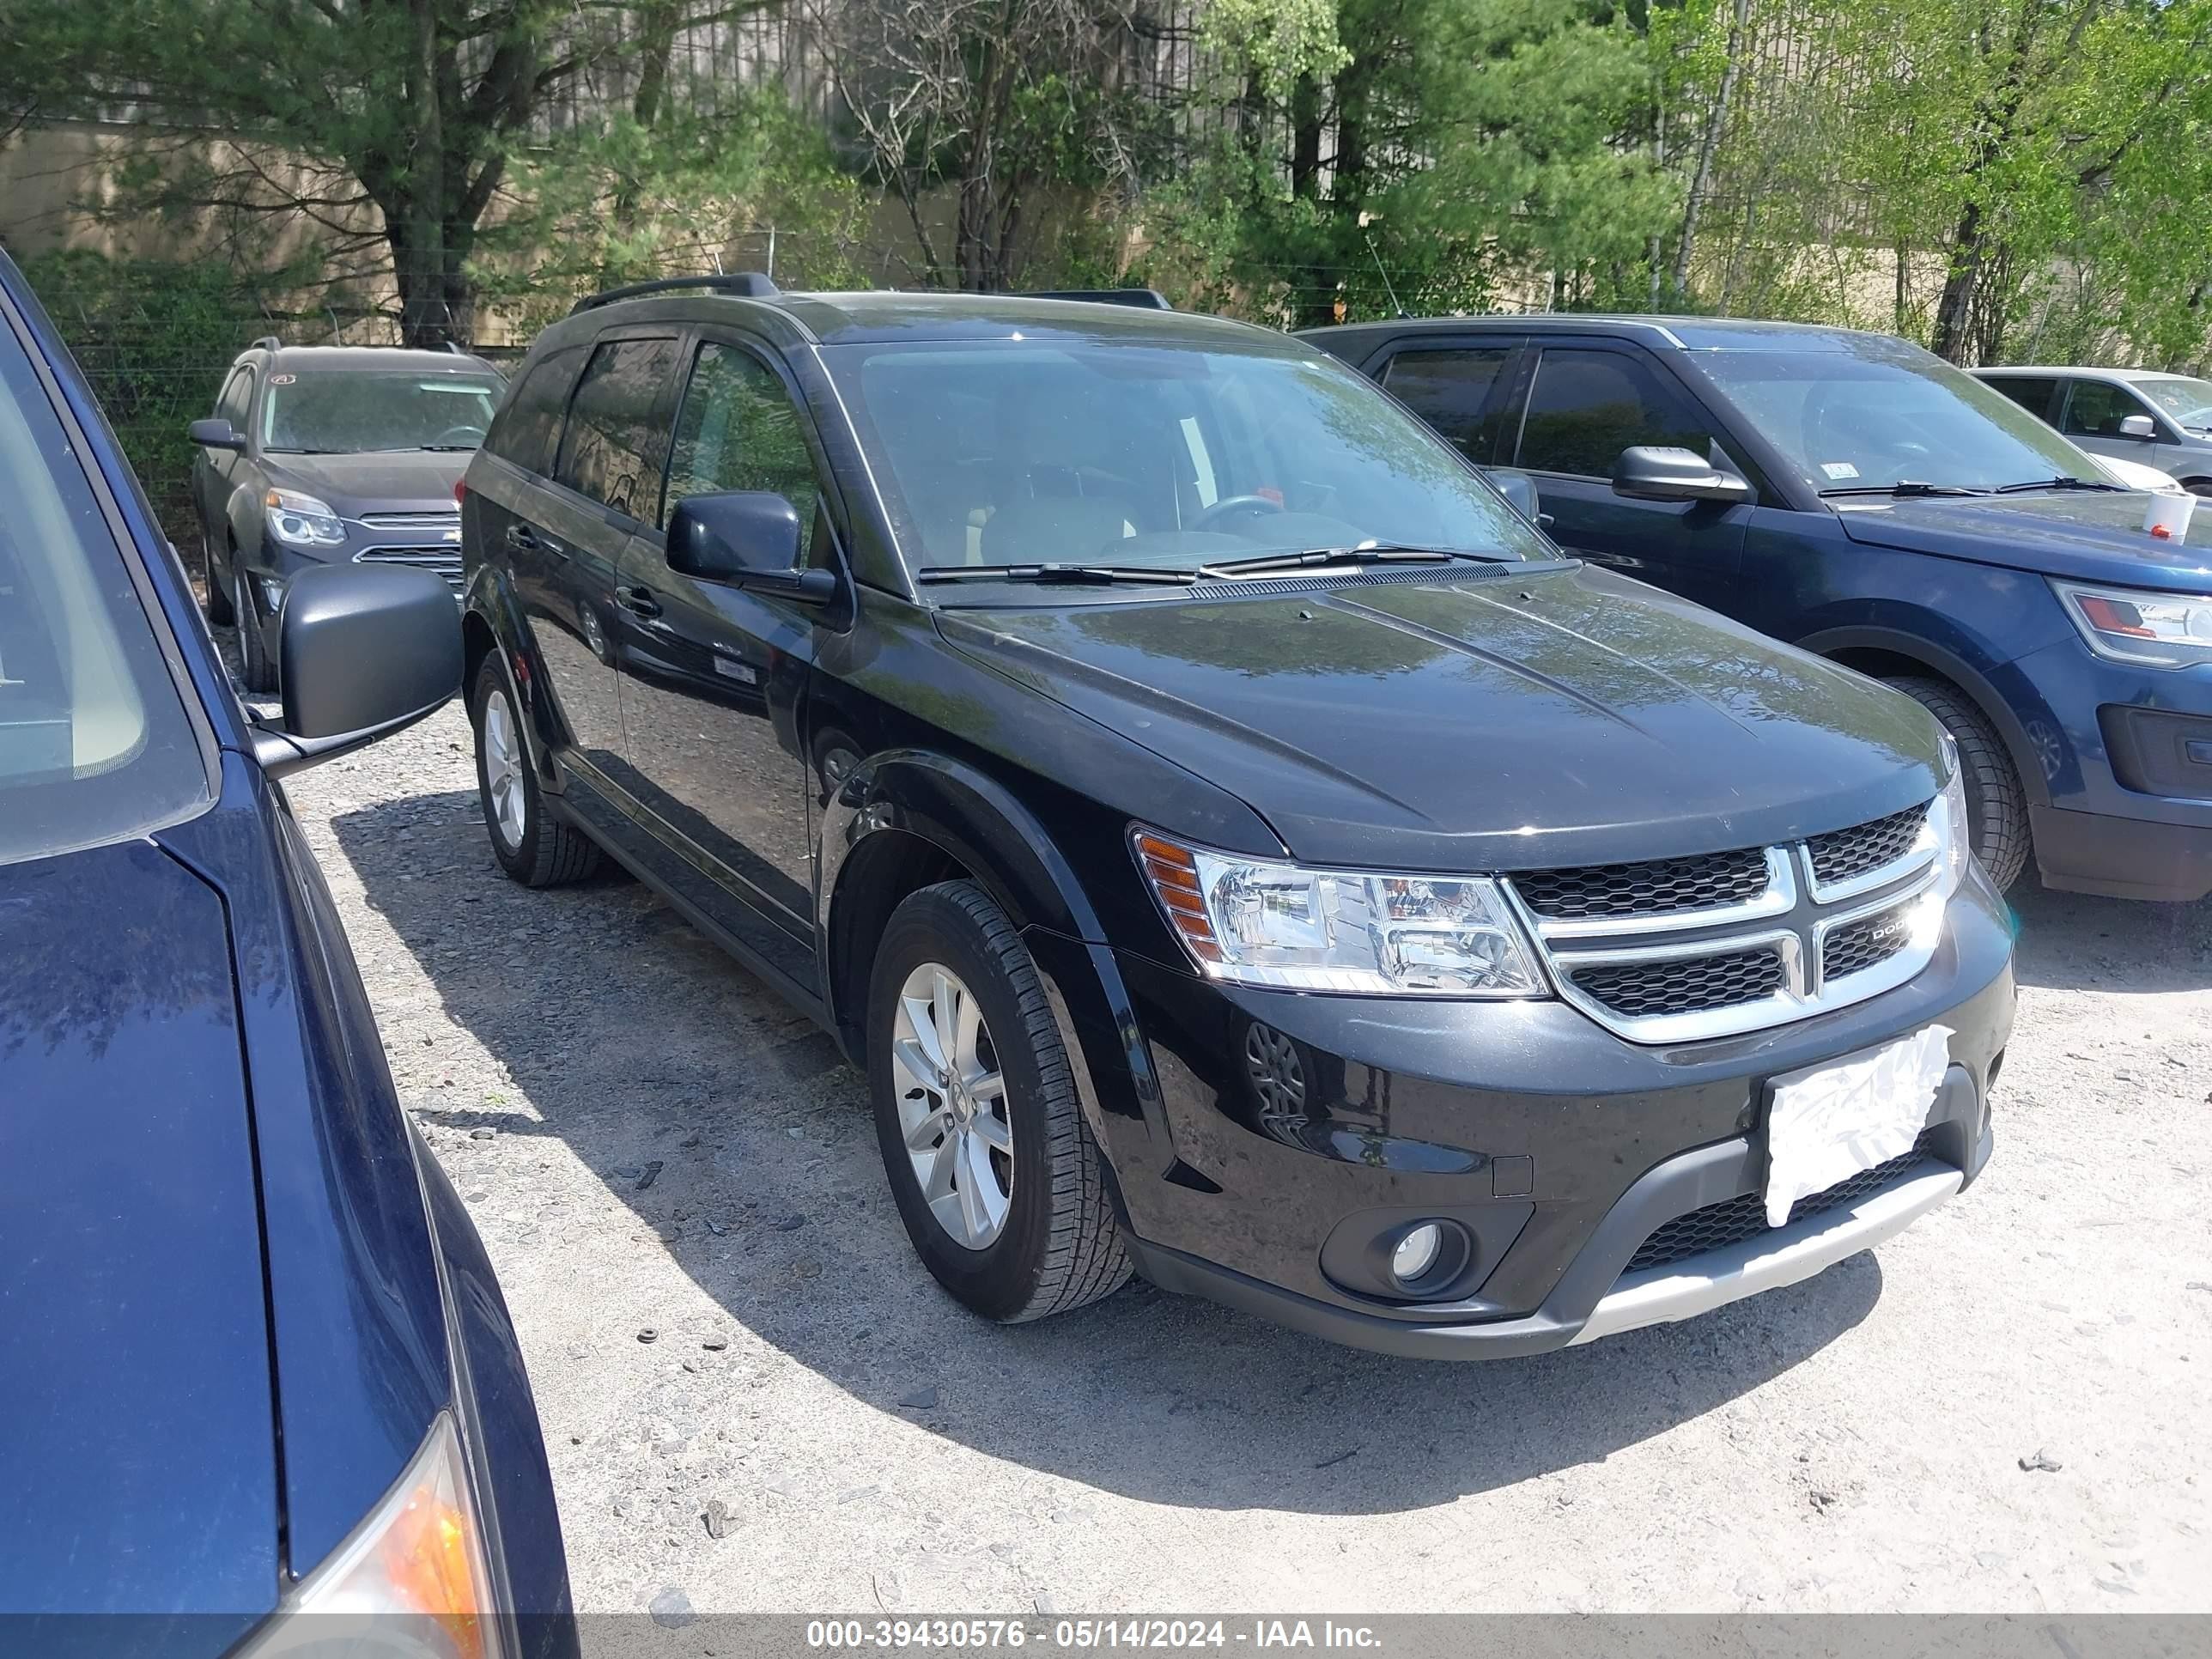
[288,696,2212,1617]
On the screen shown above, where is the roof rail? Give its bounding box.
[251,335,282,352]
[569,272,780,315]
[1019,288,1173,311]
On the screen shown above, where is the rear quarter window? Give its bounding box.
[484,345,584,477]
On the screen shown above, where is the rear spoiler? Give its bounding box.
[1019,289,1172,311]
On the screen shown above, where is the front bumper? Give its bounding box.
[1091,873,2014,1360]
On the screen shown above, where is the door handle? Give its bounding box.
[617,584,662,619]
[504,524,543,552]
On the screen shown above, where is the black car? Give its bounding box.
[1304,315,2212,903]
[459,276,2014,1359]
[189,342,503,691]
[0,251,571,1650]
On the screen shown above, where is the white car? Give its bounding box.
[2092,452,2186,493]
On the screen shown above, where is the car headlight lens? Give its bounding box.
[1133,829,1547,997]
[265,488,348,548]
[1936,732,1970,897]
[240,1413,500,1659]
[2051,577,2212,667]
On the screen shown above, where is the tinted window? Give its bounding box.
[1516,348,1711,477]
[1,311,208,865]
[1382,347,1516,462]
[2063,379,2152,438]
[664,344,821,534]
[1984,376,2058,422]
[216,368,252,428]
[822,341,1549,574]
[486,347,583,476]
[556,337,678,517]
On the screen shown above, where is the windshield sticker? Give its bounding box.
[268,373,296,385]
[1820,461,1859,480]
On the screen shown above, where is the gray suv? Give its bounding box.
[1974,365,2212,496]
[189,342,504,690]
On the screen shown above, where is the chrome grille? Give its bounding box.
[359,510,461,530]
[1624,1130,1940,1273]
[1822,907,1915,981]
[1508,797,1948,1045]
[1571,945,1787,1019]
[1808,806,1928,890]
[1515,846,1771,921]
[356,546,464,591]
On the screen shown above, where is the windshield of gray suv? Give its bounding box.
[822,340,1549,579]
[2134,375,2212,434]
[1,311,208,866]
[1695,341,2099,495]
[261,370,503,454]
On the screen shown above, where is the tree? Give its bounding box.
[0,0,782,345]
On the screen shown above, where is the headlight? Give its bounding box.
[1936,732,1970,897]
[1133,829,1547,997]
[2051,577,2212,667]
[240,1413,501,1659]
[265,488,348,548]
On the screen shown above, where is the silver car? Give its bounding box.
[1973,365,2212,496]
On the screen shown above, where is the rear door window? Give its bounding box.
[486,346,583,477]
[1380,345,1519,463]
[1515,346,1712,477]
[555,337,679,519]
[1984,376,2059,422]
[2061,379,2154,439]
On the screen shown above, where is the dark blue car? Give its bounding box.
[0,252,573,1653]
[1306,316,2212,903]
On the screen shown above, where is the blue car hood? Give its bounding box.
[1834,489,2212,591]
[0,839,276,1640]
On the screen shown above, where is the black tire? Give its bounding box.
[867,880,1132,1323]
[2180,477,2212,500]
[470,654,602,887]
[1885,674,2031,890]
[232,555,277,695]
[202,532,235,626]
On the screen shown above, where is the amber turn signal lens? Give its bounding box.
[1133,831,1224,964]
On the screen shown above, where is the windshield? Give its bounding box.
[1694,339,2095,494]
[821,340,1549,578]
[262,370,502,454]
[2134,376,2212,434]
[1,307,209,866]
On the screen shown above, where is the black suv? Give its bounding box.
[459,277,2014,1359]
[190,342,504,690]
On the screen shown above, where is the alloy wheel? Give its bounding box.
[890,961,1013,1249]
[482,689,527,850]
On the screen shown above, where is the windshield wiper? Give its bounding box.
[1200,544,1510,577]
[1990,475,2124,494]
[916,562,1200,586]
[262,447,339,455]
[1818,481,1990,499]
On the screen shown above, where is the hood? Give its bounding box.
[0,841,276,1639]
[1835,490,2212,591]
[939,563,1945,871]
[262,449,468,519]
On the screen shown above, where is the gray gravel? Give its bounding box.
[281,697,2212,1615]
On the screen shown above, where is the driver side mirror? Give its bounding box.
[189,417,243,453]
[250,566,461,779]
[2118,414,2158,441]
[1486,468,1543,524]
[1613,446,1753,504]
[665,490,839,604]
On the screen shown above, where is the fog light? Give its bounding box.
[1390,1223,1443,1285]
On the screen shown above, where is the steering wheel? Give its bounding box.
[433,424,489,447]
[1192,493,1287,532]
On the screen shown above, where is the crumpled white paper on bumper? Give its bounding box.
[1764,1024,1954,1227]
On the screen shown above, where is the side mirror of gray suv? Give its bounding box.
[248,565,462,778]
[188,417,244,452]
[666,490,839,603]
[1613,445,1753,504]
[2118,414,2158,441]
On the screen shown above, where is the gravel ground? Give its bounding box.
[279,696,2212,1618]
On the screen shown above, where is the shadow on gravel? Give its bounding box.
[338,790,1883,1518]
[2005,883,2211,994]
